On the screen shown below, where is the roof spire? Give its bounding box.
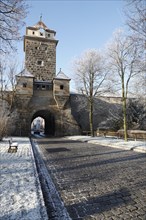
[40,13,42,22]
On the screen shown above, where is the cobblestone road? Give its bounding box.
[37,137,146,220]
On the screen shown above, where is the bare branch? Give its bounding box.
[124,0,146,49]
[72,49,109,136]
[0,0,28,53]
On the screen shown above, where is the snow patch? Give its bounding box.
[0,137,48,220]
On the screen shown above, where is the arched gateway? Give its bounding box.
[9,19,80,137]
[31,110,55,136]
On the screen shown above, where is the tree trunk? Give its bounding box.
[123,97,128,141]
[122,79,128,141]
[89,98,94,137]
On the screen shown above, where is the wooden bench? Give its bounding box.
[129,130,146,141]
[8,139,18,153]
[82,131,91,136]
[117,129,146,140]
[97,128,110,137]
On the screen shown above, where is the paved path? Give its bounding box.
[0,137,47,220]
[66,136,146,153]
[36,137,146,220]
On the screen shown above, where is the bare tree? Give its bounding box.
[8,61,20,111]
[0,60,9,140]
[124,0,146,97]
[0,56,21,111]
[73,49,108,136]
[129,72,146,98]
[0,57,21,140]
[0,60,6,100]
[106,29,143,141]
[126,99,146,130]
[124,0,146,49]
[0,104,9,140]
[0,0,28,53]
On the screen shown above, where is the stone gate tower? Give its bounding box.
[10,19,80,136]
[24,19,57,80]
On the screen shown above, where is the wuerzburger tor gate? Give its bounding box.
[8,19,80,136]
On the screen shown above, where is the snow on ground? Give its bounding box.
[0,135,145,220]
[66,136,146,153]
[0,137,48,220]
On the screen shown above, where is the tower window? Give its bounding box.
[48,33,50,37]
[32,31,35,35]
[23,82,27,88]
[60,85,64,90]
[36,85,40,90]
[40,32,43,36]
[42,85,46,90]
[37,60,44,66]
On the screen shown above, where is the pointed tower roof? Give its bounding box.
[27,16,56,34]
[16,69,34,78]
[54,69,70,80]
[34,20,48,30]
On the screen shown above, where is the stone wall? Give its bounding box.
[70,94,146,132]
[53,79,70,96]
[24,37,57,80]
[7,91,80,136]
[70,94,122,131]
[16,76,34,95]
[1,92,145,137]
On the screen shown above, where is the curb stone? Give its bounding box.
[31,139,72,220]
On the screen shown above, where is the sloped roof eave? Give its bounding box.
[54,70,71,80]
[54,77,71,81]
[16,69,34,78]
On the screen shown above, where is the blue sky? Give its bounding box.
[17,0,126,90]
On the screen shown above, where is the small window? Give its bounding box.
[37,61,42,65]
[37,60,44,66]
[42,85,46,90]
[48,33,50,37]
[35,46,38,50]
[47,84,53,90]
[23,82,27,88]
[32,31,35,35]
[60,85,64,90]
[40,32,43,36]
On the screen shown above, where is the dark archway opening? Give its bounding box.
[31,110,55,136]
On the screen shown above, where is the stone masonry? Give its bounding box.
[24,38,57,81]
[5,19,80,137]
